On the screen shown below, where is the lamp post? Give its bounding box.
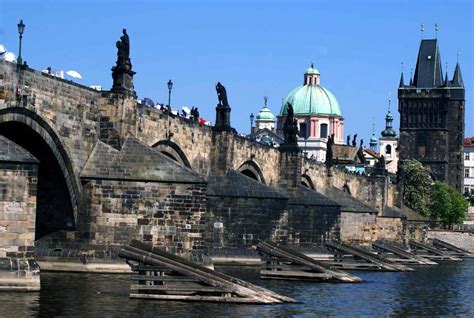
[17,20,25,66]
[167,79,173,109]
[250,113,254,137]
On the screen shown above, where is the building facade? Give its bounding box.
[464,137,474,195]
[398,39,465,191]
[277,63,344,161]
[380,97,399,174]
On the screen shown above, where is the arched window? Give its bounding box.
[320,123,328,138]
[385,144,392,156]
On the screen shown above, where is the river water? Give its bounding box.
[1,259,473,317]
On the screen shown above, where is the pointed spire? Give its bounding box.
[409,68,413,86]
[452,61,464,87]
[444,62,449,87]
[399,62,405,87]
[264,95,268,107]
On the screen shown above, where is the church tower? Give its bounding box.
[398,38,465,190]
[380,95,398,174]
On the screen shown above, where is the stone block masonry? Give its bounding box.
[0,136,38,258]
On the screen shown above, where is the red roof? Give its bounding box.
[364,147,381,159]
[465,137,474,147]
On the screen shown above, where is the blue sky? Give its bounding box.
[1,0,472,145]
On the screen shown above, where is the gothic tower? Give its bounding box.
[398,39,465,190]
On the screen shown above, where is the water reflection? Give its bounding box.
[0,260,473,317]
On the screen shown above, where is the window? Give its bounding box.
[299,123,308,139]
[465,169,470,178]
[417,134,428,158]
[385,145,392,156]
[465,152,470,160]
[320,123,328,139]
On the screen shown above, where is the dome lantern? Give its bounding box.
[304,60,321,85]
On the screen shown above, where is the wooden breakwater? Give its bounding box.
[257,240,361,283]
[372,240,438,265]
[325,241,414,272]
[118,240,297,304]
[409,240,462,261]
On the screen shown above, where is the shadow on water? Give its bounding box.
[0,260,473,317]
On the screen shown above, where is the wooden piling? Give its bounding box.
[257,240,361,283]
[372,240,438,265]
[325,241,415,272]
[118,241,298,304]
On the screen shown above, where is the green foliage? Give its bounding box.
[402,160,432,216]
[429,181,469,227]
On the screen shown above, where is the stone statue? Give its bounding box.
[116,29,131,70]
[282,103,299,145]
[216,82,229,107]
[352,133,357,147]
[374,154,387,175]
[325,133,334,169]
[346,135,350,145]
[360,139,364,148]
[111,28,135,96]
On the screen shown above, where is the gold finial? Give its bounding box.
[420,23,425,39]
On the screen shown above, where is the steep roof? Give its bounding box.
[413,39,443,88]
[452,62,464,87]
[207,169,287,199]
[324,186,378,213]
[0,135,38,163]
[81,135,204,183]
[285,186,340,207]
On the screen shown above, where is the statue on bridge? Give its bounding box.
[216,82,229,108]
[325,133,334,170]
[214,82,232,131]
[111,29,136,96]
[282,103,299,145]
[352,134,357,147]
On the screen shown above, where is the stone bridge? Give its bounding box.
[0,59,409,259]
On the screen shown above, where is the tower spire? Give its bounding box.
[369,117,377,150]
[264,95,268,107]
[381,92,396,138]
[444,62,449,86]
[399,62,405,87]
[409,68,414,86]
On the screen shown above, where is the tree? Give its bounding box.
[429,181,469,228]
[402,160,432,216]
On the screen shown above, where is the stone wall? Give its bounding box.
[426,230,474,253]
[81,180,207,252]
[0,136,38,258]
[373,217,405,242]
[340,212,377,244]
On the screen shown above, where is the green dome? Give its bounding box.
[256,106,275,121]
[279,84,342,117]
[306,67,320,75]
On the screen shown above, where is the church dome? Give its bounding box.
[279,64,342,117]
[256,106,275,122]
[279,84,341,117]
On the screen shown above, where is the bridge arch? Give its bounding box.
[237,160,266,183]
[151,140,191,168]
[0,107,80,239]
[301,174,315,190]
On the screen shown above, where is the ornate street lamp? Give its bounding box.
[249,113,255,140]
[167,79,173,109]
[17,19,25,66]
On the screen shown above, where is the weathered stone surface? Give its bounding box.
[0,136,38,257]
